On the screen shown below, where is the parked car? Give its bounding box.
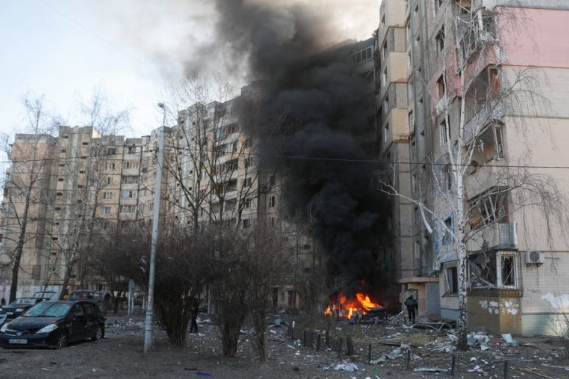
[0,300,106,349]
[0,298,49,323]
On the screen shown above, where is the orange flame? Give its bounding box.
[324,292,380,319]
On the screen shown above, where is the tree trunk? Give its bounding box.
[253,305,268,362]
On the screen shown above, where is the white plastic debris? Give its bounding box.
[386,348,401,360]
[334,363,358,372]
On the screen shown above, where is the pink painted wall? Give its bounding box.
[499,7,569,68]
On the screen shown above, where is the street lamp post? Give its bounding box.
[144,103,166,353]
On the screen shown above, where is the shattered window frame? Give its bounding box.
[468,250,519,289]
[468,251,496,289]
[444,264,458,295]
[497,252,518,289]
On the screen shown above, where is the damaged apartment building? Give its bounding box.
[377,0,569,336]
[0,37,378,310]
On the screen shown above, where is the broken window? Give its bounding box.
[444,265,458,294]
[443,216,453,245]
[468,188,509,230]
[468,252,496,288]
[436,27,445,56]
[497,253,517,288]
[469,251,518,289]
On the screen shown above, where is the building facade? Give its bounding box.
[378,0,569,336]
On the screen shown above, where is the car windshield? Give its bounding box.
[24,302,72,317]
[12,298,36,305]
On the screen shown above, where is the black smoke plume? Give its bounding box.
[210,0,391,295]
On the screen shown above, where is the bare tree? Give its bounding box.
[48,88,129,299]
[1,95,58,302]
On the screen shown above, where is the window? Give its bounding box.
[408,110,414,132]
[443,216,453,245]
[381,67,387,87]
[120,205,136,214]
[88,208,94,216]
[103,192,113,200]
[268,196,276,208]
[102,221,109,230]
[244,138,253,148]
[242,219,250,229]
[106,177,112,185]
[469,251,518,289]
[127,146,138,154]
[433,0,444,16]
[245,157,254,168]
[214,127,226,140]
[244,199,251,209]
[244,177,252,188]
[269,175,276,186]
[498,253,517,288]
[232,142,238,153]
[437,75,446,99]
[123,190,136,199]
[414,207,419,225]
[149,203,154,211]
[225,159,238,172]
[122,176,139,184]
[436,27,445,56]
[107,147,116,155]
[101,207,111,215]
[106,162,115,170]
[352,46,373,64]
[445,266,458,294]
[124,161,139,169]
[444,164,452,190]
[384,123,389,143]
[440,119,448,146]
[414,241,420,259]
[268,217,275,227]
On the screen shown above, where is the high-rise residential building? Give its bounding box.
[379,0,569,336]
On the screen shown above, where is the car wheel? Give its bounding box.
[50,331,67,349]
[91,325,104,341]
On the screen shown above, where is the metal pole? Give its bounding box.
[144,103,166,353]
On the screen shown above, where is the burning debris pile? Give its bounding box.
[324,292,382,320]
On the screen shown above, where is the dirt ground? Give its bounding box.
[1,312,569,379]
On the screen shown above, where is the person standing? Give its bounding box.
[404,295,418,323]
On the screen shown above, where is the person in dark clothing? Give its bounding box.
[189,302,199,333]
[404,295,418,323]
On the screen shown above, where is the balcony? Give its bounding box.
[464,101,505,145]
[467,222,517,252]
[465,162,509,200]
[211,190,238,204]
[119,213,137,221]
[122,168,140,176]
[214,170,238,183]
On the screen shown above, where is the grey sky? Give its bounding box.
[0,0,379,150]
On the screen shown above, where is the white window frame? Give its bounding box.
[497,252,519,289]
[444,264,458,295]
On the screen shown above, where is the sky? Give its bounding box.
[0,0,379,150]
